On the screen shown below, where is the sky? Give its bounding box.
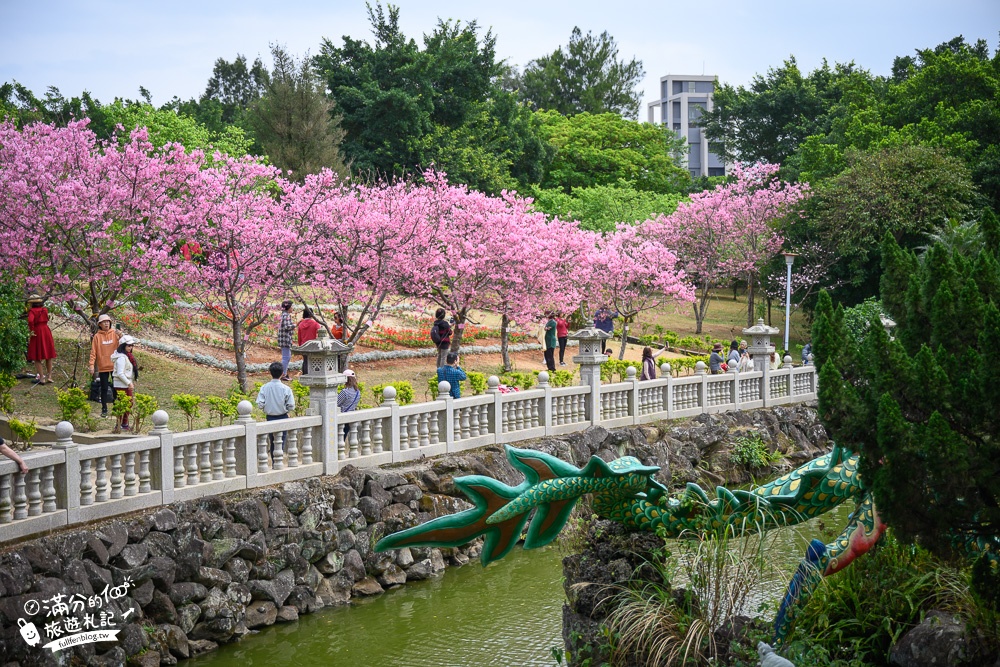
[2,0,998,116]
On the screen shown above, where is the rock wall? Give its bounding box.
[0,404,827,667]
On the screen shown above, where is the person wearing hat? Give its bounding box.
[26,294,56,385]
[110,335,138,433]
[277,300,295,381]
[709,342,726,374]
[337,369,361,442]
[89,314,121,418]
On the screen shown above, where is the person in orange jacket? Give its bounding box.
[89,314,121,418]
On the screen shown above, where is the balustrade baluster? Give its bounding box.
[399,415,409,450]
[42,466,57,512]
[515,401,524,431]
[429,412,440,444]
[417,414,428,448]
[348,422,360,458]
[186,444,199,485]
[272,430,286,470]
[336,427,346,460]
[500,403,509,433]
[531,399,540,428]
[173,446,186,488]
[410,415,421,448]
[360,421,372,456]
[124,453,137,496]
[110,454,123,499]
[27,469,42,516]
[225,438,237,477]
[139,451,151,493]
[258,433,271,472]
[0,474,11,523]
[372,418,384,454]
[300,429,313,465]
[460,408,470,440]
[469,406,480,437]
[286,430,299,468]
[199,442,212,483]
[80,460,94,505]
[211,440,224,480]
[13,473,27,520]
[480,405,490,434]
[95,458,108,504]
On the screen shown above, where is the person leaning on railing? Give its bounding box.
[0,436,28,474]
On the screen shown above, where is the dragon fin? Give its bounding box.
[523,497,579,550]
[506,446,583,485]
[374,475,530,567]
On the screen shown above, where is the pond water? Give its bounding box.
[191,502,855,667]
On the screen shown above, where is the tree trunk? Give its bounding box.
[500,312,512,372]
[746,276,756,327]
[232,318,249,393]
[694,284,712,335]
[617,320,629,360]
[449,307,469,353]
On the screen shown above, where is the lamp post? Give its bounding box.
[782,253,797,357]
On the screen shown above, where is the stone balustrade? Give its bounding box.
[0,359,816,544]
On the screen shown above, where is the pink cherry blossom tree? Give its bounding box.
[586,223,695,359]
[0,120,201,331]
[652,161,809,331]
[164,156,303,391]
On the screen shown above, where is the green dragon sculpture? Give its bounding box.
[375,443,990,644]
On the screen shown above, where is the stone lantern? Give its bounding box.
[569,327,611,426]
[292,328,354,473]
[742,318,779,373]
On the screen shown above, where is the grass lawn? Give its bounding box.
[6,289,810,437]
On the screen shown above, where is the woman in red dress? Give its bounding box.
[26,295,57,384]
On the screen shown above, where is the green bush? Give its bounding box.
[427,376,440,400]
[0,279,29,377]
[372,381,414,405]
[600,359,641,382]
[729,432,780,469]
[205,395,237,426]
[171,393,202,431]
[467,371,488,395]
[0,371,16,415]
[131,394,158,434]
[499,371,534,390]
[55,387,89,425]
[289,379,310,416]
[7,418,37,450]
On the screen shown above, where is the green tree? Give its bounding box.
[535,110,689,194]
[812,227,999,593]
[530,182,683,232]
[515,27,644,119]
[248,45,348,181]
[101,100,252,156]
[805,144,976,305]
[0,280,30,377]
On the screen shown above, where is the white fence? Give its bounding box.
[0,365,816,543]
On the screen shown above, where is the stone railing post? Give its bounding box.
[52,421,80,524]
[744,318,779,406]
[694,360,708,410]
[537,371,553,434]
[383,386,401,461]
[625,366,639,424]
[661,362,674,417]
[730,360,740,408]
[569,327,610,426]
[151,410,175,505]
[293,328,353,475]
[487,375,502,441]
[438,382,456,452]
[235,401,258,486]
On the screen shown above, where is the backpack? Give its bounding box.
[430,321,442,345]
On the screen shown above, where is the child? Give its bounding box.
[256,361,295,461]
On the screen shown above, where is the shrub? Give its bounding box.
[0,371,16,415]
[427,376,440,400]
[730,432,780,469]
[7,418,37,450]
[111,392,132,424]
[467,371,488,395]
[0,279,29,376]
[372,381,414,405]
[171,393,202,431]
[55,387,89,425]
[131,394,158,434]
[601,359,641,382]
[289,379,310,416]
[205,395,238,426]
[499,372,534,390]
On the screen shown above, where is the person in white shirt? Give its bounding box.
[256,361,295,461]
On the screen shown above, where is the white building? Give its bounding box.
[647,74,726,179]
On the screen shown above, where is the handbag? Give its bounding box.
[89,377,115,404]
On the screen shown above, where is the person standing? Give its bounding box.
[331,311,345,341]
[431,308,453,368]
[297,308,320,375]
[436,352,467,398]
[110,335,138,433]
[709,343,725,374]
[26,295,56,384]
[727,340,741,370]
[277,300,295,381]
[337,369,361,442]
[89,314,121,418]
[640,346,667,380]
[555,313,570,366]
[593,306,617,354]
[543,312,558,372]
[256,361,295,461]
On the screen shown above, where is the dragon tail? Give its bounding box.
[374,474,530,565]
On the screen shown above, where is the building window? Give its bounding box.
[708,167,726,177]
[688,82,696,93]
